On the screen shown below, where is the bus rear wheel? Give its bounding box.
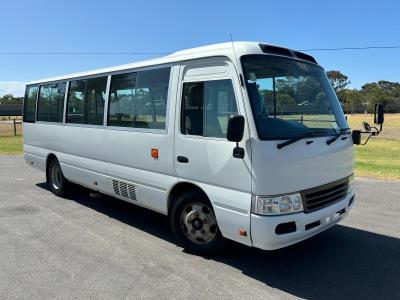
[47,159,69,197]
[169,191,228,255]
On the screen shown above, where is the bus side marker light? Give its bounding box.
[151,148,159,159]
[239,229,247,236]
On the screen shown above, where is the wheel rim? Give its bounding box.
[50,164,62,190]
[180,202,218,244]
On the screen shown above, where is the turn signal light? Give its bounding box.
[151,148,159,159]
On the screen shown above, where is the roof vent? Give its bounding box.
[259,44,317,64]
[259,44,292,57]
[294,51,317,64]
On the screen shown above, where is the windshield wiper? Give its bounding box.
[277,130,332,149]
[326,128,351,145]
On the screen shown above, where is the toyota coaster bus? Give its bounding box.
[23,42,384,254]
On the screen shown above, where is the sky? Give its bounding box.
[0,0,399,96]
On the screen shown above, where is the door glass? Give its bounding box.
[181,79,238,138]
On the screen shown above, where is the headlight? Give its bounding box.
[347,174,354,194]
[254,193,303,215]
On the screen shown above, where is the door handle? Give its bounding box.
[177,156,189,163]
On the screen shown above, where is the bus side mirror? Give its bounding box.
[227,115,245,159]
[227,115,245,142]
[352,130,361,145]
[374,104,384,125]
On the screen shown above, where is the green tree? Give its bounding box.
[377,80,400,97]
[360,83,386,113]
[326,71,350,92]
[340,89,363,114]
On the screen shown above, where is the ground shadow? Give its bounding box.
[36,182,400,299]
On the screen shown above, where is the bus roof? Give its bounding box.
[27,42,316,85]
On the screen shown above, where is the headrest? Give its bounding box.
[188,85,203,107]
[247,82,267,116]
[247,82,259,97]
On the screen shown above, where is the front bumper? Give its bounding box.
[251,191,355,250]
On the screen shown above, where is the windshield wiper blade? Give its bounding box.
[326,127,351,145]
[277,130,330,149]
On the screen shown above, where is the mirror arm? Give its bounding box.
[232,142,245,159]
[358,127,382,145]
[360,133,373,145]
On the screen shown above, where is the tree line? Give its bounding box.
[327,71,400,113]
[0,94,23,105]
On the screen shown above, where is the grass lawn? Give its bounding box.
[0,136,23,155]
[348,113,400,180]
[354,139,400,180]
[346,113,400,140]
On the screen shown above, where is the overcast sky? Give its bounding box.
[1,0,399,96]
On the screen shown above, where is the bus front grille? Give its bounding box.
[301,178,349,213]
[112,179,137,201]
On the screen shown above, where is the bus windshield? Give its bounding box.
[241,55,348,140]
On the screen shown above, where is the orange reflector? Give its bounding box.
[151,148,159,159]
[239,229,247,236]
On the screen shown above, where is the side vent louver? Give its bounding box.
[112,179,137,201]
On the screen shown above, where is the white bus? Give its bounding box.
[23,42,384,254]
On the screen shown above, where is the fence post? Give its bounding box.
[13,119,17,136]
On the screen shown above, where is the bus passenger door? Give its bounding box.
[174,58,253,245]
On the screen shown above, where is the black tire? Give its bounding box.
[169,191,229,255]
[47,159,69,197]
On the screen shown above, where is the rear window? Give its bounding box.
[23,86,38,122]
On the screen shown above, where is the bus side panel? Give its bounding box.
[23,123,47,171]
[24,122,107,191]
[104,130,177,213]
[56,126,106,191]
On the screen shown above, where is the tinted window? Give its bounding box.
[181,79,238,138]
[37,82,66,122]
[108,67,170,129]
[23,85,38,122]
[67,77,107,125]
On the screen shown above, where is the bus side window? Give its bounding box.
[108,67,171,130]
[66,77,107,125]
[23,85,38,123]
[37,82,66,122]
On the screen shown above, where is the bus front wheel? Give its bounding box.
[169,191,228,255]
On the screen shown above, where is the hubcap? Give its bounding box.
[50,164,62,190]
[180,202,218,244]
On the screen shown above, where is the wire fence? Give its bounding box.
[0,117,22,136]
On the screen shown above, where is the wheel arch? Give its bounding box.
[167,181,211,215]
